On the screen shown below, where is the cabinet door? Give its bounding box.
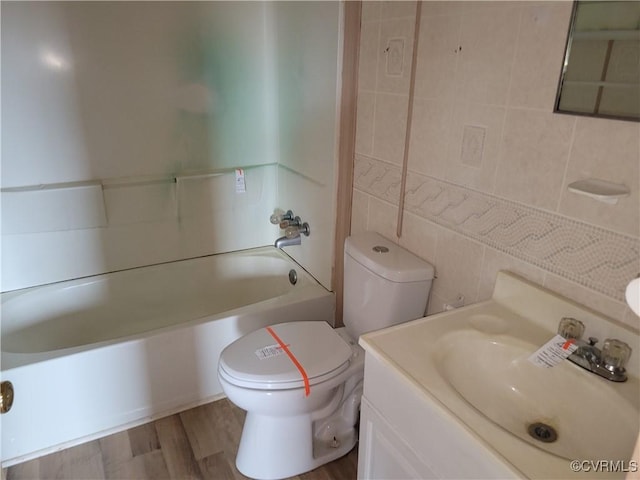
[358,398,439,480]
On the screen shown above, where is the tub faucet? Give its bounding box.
[275,235,302,248]
[273,215,310,249]
[558,317,631,382]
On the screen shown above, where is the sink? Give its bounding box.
[435,328,639,461]
[360,272,640,478]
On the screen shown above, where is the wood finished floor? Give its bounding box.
[4,398,358,480]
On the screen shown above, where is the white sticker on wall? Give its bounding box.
[235,168,246,193]
[255,344,286,360]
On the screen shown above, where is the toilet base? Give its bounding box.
[236,411,358,480]
[225,327,365,480]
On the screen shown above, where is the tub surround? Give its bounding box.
[1,1,342,293]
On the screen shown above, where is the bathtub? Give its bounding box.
[0,247,334,466]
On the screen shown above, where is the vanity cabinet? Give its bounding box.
[357,353,519,480]
[359,397,438,479]
[357,272,639,479]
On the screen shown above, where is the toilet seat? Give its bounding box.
[219,321,352,390]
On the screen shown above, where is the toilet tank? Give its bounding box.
[343,231,435,340]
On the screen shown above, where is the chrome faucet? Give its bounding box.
[558,317,631,382]
[275,235,302,249]
[271,209,310,249]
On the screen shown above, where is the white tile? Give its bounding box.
[508,2,574,109]
[414,13,462,100]
[362,1,382,22]
[494,109,575,210]
[372,93,410,166]
[559,117,640,237]
[445,102,506,192]
[407,97,454,177]
[358,20,381,92]
[353,155,402,205]
[381,1,417,20]
[355,92,376,156]
[377,17,416,94]
[367,196,399,243]
[431,228,484,305]
[460,125,486,168]
[398,211,438,265]
[351,189,370,236]
[454,4,521,106]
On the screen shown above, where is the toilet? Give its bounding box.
[218,231,435,479]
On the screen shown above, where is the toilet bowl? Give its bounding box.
[218,323,363,480]
[218,231,434,479]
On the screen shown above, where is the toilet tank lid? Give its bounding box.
[345,232,434,283]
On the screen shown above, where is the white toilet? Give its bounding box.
[218,231,434,479]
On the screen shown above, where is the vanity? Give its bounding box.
[357,272,639,479]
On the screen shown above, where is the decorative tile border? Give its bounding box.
[354,154,402,205]
[354,155,640,301]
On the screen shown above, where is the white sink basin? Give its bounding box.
[360,272,640,479]
[435,328,639,461]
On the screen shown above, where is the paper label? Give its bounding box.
[528,334,578,368]
[235,168,246,193]
[255,344,285,360]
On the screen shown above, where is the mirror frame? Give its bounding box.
[554,0,640,123]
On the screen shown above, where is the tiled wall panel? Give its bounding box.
[353,1,640,329]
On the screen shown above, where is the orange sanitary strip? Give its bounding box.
[266,326,310,397]
[562,338,575,350]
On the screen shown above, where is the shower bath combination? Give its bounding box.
[0,247,334,466]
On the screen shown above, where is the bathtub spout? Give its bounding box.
[275,235,301,249]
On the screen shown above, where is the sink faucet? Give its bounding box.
[558,317,631,382]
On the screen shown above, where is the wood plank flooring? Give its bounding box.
[4,398,358,480]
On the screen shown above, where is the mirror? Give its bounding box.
[555,1,640,121]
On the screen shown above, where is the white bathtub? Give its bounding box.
[0,247,334,466]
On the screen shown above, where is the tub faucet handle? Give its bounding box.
[270,209,294,225]
[279,216,301,229]
[285,223,310,239]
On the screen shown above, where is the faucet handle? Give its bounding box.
[558,317,585,340]
[285,222,310,239]
[588,337,598,346]
[602,339,632,371]
[270,209,294,225]
[279,216,301,229]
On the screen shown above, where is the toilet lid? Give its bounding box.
[219,321,352,389]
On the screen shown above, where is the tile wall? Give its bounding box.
[352,1,640,330]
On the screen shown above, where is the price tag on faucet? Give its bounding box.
[528,334,579,368]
